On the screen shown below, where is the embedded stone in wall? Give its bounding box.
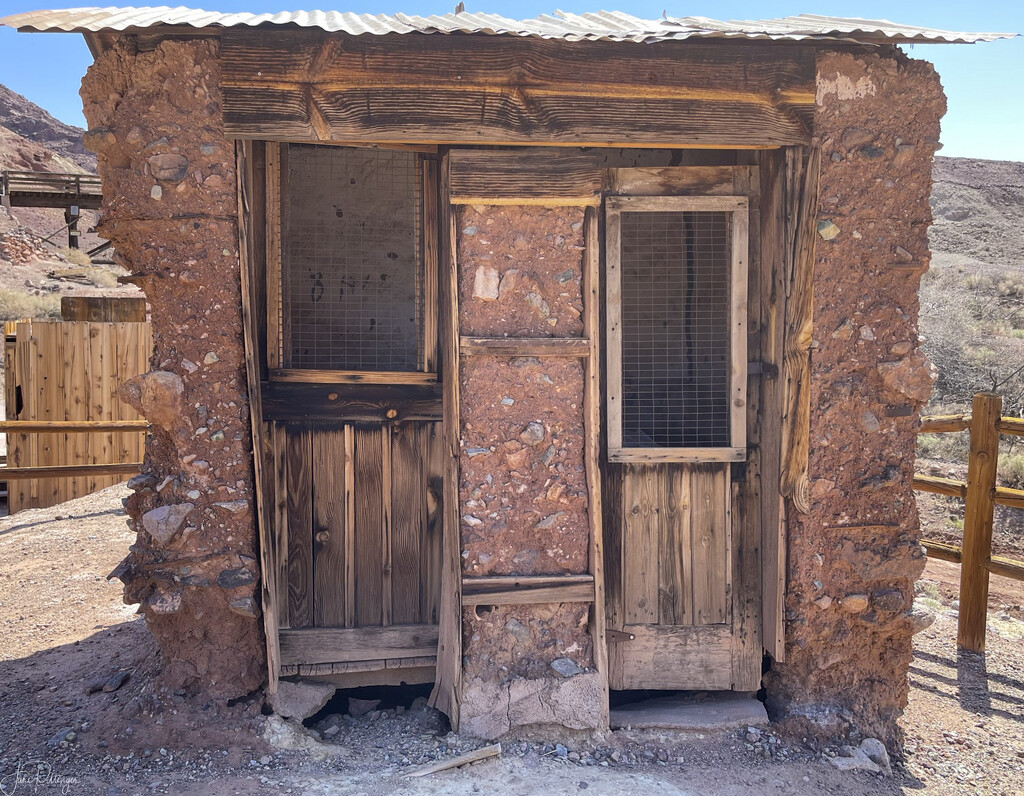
[457,205,585,338]
[764,47,945,745]
[459,356,589,576]
[81,38,263,699]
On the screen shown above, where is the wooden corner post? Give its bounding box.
[959,391,1001,653]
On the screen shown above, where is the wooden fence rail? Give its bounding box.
[915,392,1024,653]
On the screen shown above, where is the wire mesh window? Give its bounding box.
[607,196,747,460]
[280,145,423,372]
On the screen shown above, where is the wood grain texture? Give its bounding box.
[261,381,442,423]
[221,31,814,146]
[450,148,603,201]
[313,428,348,627]
[582,204,609,727]
[286,425,314,628]
[609,624,733,691]
[778,147,821,514]
[732,164,763,690]
[237,140,280,691]
[353,425,386,627]
[689,465,730,626]
[657,467,691,626]
[428,151,462,729]
[606,166,736,196]
[279,624,439,666]
[959,392,1001,653]
[757,149,787,662]
[622,465,660,625]
[391,423,424,625]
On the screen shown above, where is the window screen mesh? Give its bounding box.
[282,145,422,372]
[620,211,731,448]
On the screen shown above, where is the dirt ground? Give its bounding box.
[0,487,1022,795]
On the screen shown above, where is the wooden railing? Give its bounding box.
[914,392,1024,652]
[0,170,102,197]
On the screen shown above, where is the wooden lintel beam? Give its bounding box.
[221,29,814,147]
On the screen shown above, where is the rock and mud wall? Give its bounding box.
[80,39,263,698]
[455,206,602,738]
[765,49,944,744]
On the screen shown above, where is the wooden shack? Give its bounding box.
[1,6,1011,743]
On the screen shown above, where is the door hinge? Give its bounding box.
[606,629,636,644]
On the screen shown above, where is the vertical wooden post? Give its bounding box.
[959,391,1001,653]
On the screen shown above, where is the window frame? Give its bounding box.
[265,142,439,385]
[605,195,748,463]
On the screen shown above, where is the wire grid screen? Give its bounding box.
[282,145,422,372]
[619,210,731,448]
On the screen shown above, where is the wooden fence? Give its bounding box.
[914,392,1024,652]
[2,318,151,513]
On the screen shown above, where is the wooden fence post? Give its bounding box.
[958,391,1001,653]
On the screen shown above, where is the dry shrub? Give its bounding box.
[61,247,93,267]
[999,453,1024,489]
[0,289,60,321]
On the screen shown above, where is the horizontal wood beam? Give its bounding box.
[459,337,590,358]
[278,624,439,666]
[0,420,148,433]
[986,555,1024,582]
[221,30,814,147]
[261,381,442,423]
[992,485,1024,510]
[922,539,962,564]
[0,462,140,479]
[996,416,1024,437]
[919,415,971,434]
[462,574,594,593]
[913,474,967,499]
[461,583,595,607]
[449,149,602,202]
[269,368,437,385]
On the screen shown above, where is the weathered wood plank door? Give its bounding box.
[603,168,763,692]
[243,141,448,683]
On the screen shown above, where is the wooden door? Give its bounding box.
[272,421,444,679]
[603,179,762,692]
[239,141,450,685]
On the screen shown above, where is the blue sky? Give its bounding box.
[0,0,1020,161]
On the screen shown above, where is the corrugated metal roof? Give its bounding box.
[0,6,1015,45]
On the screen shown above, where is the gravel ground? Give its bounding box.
[0,487,1022,795]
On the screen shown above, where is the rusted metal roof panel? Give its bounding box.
[0,6,1015,45]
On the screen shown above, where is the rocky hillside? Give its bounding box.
[0,84,133,320]
[923,156,1024,417]
[0,84,95,172]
